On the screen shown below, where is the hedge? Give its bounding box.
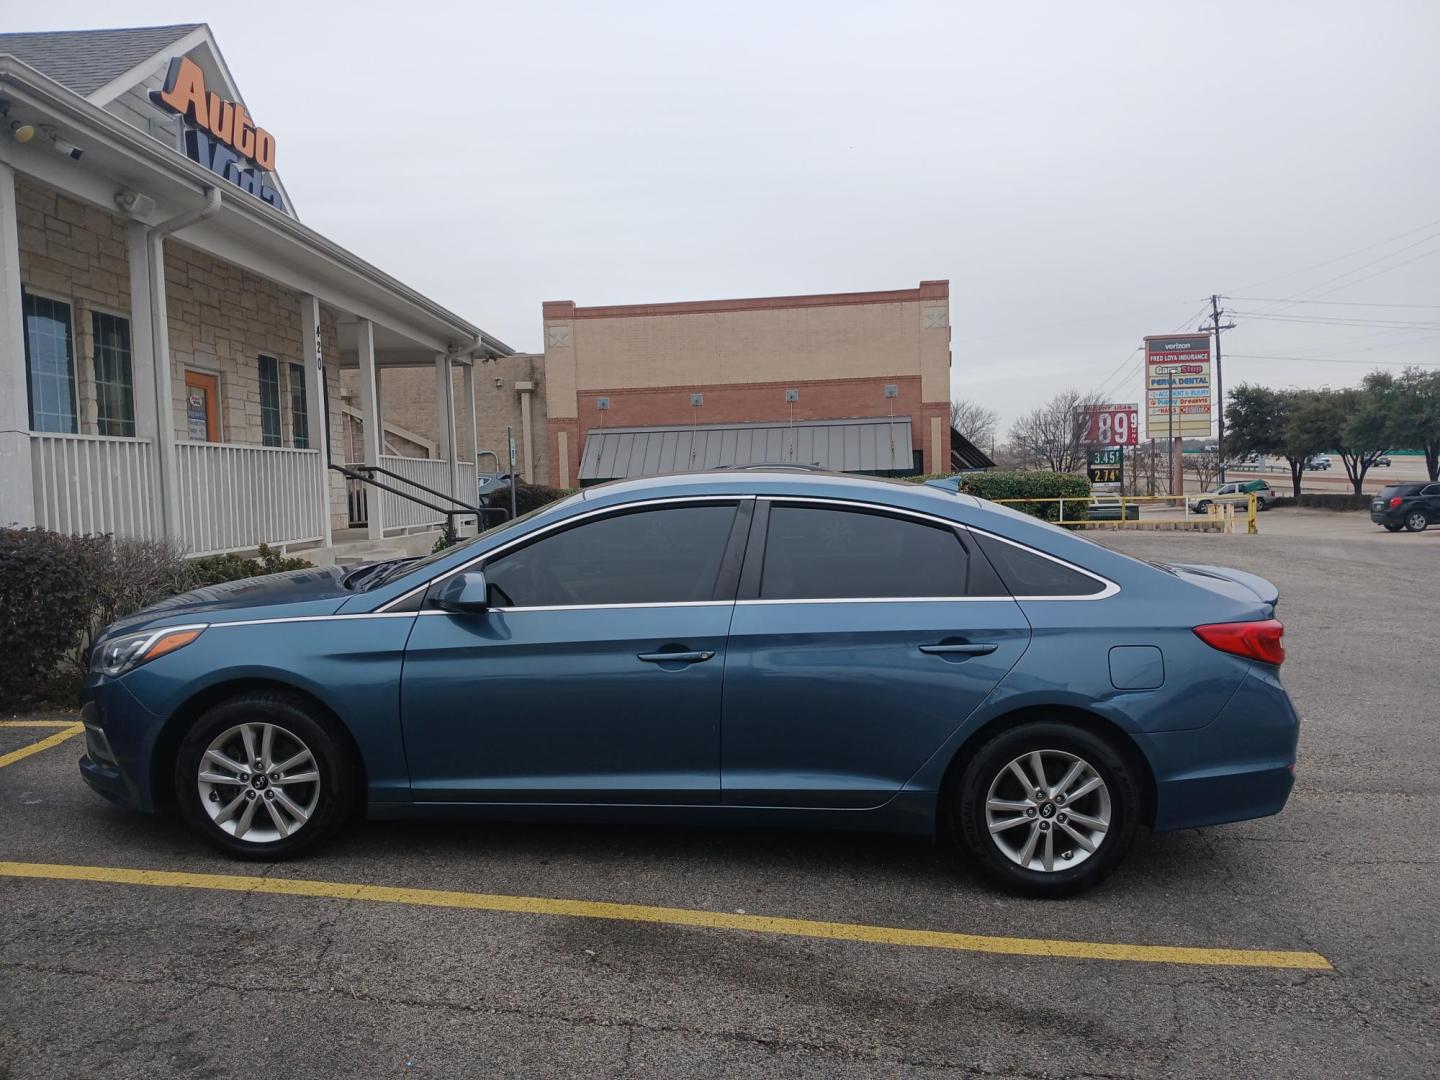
[0,530,313,707]
[1269,493,1373,511]
[907,470,1092,523]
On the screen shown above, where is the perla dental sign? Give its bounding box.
[150,56,285,213]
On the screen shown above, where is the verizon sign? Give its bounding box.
[1145,333,1212,439]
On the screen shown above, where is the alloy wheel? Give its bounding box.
[1406,512,1427,532]
[984,749,1111,872]
[197,722,321,843]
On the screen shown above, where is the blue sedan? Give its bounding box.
[79,471,1297,896]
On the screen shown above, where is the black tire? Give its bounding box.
[953,721,1141,897]
[1384,523,1404,532]
[1194,501,1211,513]
[175,692,357,860]
[1404,511,1428,532]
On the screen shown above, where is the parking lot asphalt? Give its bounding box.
[2,514,1437,1078]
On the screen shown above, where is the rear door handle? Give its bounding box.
[919,643,998,656]
[637,650,715,664]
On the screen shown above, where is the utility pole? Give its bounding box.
[1202,294,1236,482]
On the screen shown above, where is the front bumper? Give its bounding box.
[76,682,166,813]
[1137,665,1300,832]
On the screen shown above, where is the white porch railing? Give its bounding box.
[30,433,159,539]
[176,442,327,557]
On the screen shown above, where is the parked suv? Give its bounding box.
[1304,455,1332,471]
[1371,482,1440,532]
[1189,480,1276,513]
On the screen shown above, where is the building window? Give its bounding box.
[259,355,282,446]
[92,312,136,437]
[22,292,77,434]
[288,362,309,449]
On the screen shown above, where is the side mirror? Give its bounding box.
[435,570,489,613]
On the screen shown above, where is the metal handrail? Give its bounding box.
[329,461,509,529]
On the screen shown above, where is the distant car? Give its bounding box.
[1304,455,1332,471]
[1189,481,1276,514]
[1233,453,1263,469]
[1372,454,1392,467]
[1088,495,1139,521]
[1371,482,1440,532]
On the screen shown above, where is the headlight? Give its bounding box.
[91,624,206,677]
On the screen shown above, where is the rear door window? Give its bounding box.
[758,505,969,600]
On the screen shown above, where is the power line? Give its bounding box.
[1229,311,1440,330]
[1225,352,1440,368]
[1227,217,1440,293]
[1246,234,1440,314]
[1226,296,1440,309]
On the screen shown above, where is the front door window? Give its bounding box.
[185,371,220,442]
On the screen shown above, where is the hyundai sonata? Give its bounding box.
[80,471,1297,896]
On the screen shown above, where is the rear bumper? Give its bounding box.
[1370,511,1401,525]
[1137,665,1299,832]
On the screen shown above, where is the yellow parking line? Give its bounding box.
[0,860,1332,970]
[0,720,81,729]
[0,725,84,769]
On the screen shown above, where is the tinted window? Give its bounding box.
[484,504,736,607]
[258,355,282,446]
[1424,485,1440,497]
[92,312,135,437]
[973,533,1106,597]
[1381,484,1424,499]
[759,505,968,600]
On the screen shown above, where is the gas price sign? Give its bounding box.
[1081,403,1139,446]
[1087,447,1123,484]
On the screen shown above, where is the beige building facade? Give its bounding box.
[541,282,958,487]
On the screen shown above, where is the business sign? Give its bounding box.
[150,56,286,213]
[1079,402,1139,446]
[1087,446,1123,484]
[1145,333,1212,439]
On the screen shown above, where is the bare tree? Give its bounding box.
[950,399,1000,453]
[1186,449,1221,491]
[1007,389,1100,474]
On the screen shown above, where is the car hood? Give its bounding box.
[1163,563,1280,614]
[105,564,358,634]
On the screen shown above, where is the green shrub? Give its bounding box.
[910,470,1092,522]
[189,543,312,587]
[0,528,106,705]
[512,482,570,516]
[78,537,193,672]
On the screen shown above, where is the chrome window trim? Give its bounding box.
[376,495,754,613]
[370,490,1118,614]
[417,600,735,616]
[209,612,421,628]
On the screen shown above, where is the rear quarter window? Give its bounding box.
[973,533,1108,597]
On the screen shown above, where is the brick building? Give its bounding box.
[541,282,983,488]
[1,25,510,557]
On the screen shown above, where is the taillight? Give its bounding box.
[1389,496,1403,509]
[1194,619,1285,666]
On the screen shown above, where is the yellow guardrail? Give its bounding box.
[990,494,1259,534]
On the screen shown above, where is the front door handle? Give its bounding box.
[637,650,715,664]
[919,643,998,656]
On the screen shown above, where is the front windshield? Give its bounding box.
[364,492,586,589]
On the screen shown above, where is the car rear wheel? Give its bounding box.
[175,692,356,859]
[954,722,1140,897]
[1405,511,1429,532]
[1194,500,1211,513]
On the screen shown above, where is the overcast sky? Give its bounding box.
[12,1,1440,433]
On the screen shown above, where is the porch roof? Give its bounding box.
[0,54,514,361]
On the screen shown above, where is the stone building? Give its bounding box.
[1,24,511,558]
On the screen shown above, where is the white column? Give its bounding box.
[0,162,35,527]
[146,233,182,542]
[124,223,161,536]
[461,360,478,468]
[434,352,457,497]
[300,295,333,547]
[354,318,383,540]
[516,380,535,483]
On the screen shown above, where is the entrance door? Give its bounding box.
[184,370,220,442]
[721,501,1031,808]
[399,500,750,803]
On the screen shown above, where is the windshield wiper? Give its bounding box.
[341,559,407,590]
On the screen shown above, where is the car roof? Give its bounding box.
[577,469,984,509]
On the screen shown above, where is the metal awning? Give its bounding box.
[578,417,915,481]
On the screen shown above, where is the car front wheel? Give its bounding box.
[954,722,1140,897]
[1194,501,1211,513]
[175,692,357,859]
[1405,511,1429,532]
